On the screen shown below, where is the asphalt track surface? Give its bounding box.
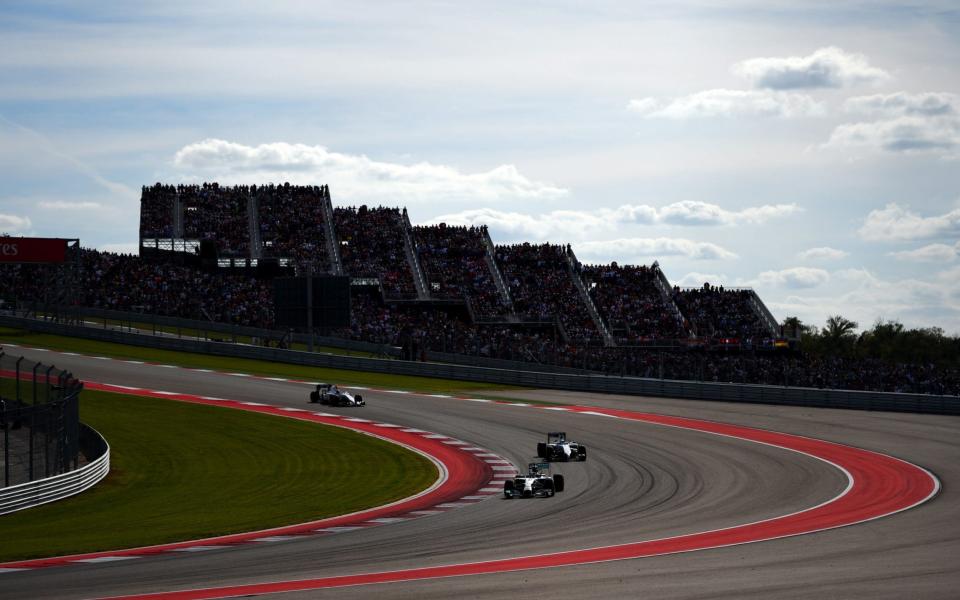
[1,348,957,599]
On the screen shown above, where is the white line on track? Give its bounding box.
[0,568,30,574]
[367,518,409,524]
[315,526,365,533]
[251,536,301,543]
[170,546,226,553]
[580,411,619,418]
[72,556,138,564]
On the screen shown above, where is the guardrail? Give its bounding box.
[0,424,109,515]
[1,314,958,416]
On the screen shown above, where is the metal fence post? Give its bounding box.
[29,362,39,482]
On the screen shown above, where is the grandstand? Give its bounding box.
[1,181,957,395]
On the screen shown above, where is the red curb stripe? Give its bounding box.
[0,381,502,570]
[100,405,939,600]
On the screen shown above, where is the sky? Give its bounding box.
[1,1,958,333]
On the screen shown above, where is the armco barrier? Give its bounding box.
[0,424,109,515]
[2,314,958,416]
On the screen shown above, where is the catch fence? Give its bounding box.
[0,351,83,488]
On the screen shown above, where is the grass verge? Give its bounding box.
[0,327,519,394]
[0,389,437,562]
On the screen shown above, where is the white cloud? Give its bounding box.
[575,238,737,261]
[172,139,568,205]
[826,115,960,154]
[769,267,960,335]
[655,200,802,225]
[674,272,728,288]
[826,93,960,156]
[628,89,824,119]
[888,242,959,263]
[38,200,103,210]
[0,214,32,234]
[98,242,139,255]
[798,246,848,261]
[859,203,960,242]
[844,92,958,118]
[426,201,800,241]
[732,47,889,90]
[423,207,612,241]
[756,267,830,289]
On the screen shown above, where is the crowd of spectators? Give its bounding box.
[139,184,176,238]
[179,183,251,257]
[1,250,273,327]
[673,283,772,341]
[496,243,602,343]
[335,206,417,299]
[584,263,687,343]
[257,183,331,273]
[414,224,509,317]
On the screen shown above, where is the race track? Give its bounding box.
[1,348,957,600]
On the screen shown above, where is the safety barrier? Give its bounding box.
[1,314,958,415]
[0,424,109,515]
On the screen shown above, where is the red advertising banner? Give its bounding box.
[0,237,68,263]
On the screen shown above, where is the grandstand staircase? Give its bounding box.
[746,290,781,337]
[564,248,615,347]
[398,210,430,300]
[652,264,692,337]
[173,195,184,238]
[481,229,515,314]
[247,192,261,259]
[320,189,343,275]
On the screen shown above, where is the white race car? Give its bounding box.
[503,463,565,499]
[309,383,365,407]
[537,431,587,462]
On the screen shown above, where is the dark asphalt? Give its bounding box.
[0,349,956,600]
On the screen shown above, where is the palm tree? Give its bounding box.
[823,315,858,339]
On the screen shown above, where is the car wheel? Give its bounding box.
[355,394,363,405]
[537,442,547,458]
[503,479,515,498]
[579,446,587,461]
[554,474,565,492]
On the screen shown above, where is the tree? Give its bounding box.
[822,315,858,356]
[823,315,858,339]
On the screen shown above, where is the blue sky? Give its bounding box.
[1,1,958,333]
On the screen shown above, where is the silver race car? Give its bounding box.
[537,431,587,462]
[309,383,365,407]
[503,463,565,499]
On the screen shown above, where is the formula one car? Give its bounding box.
[503,463,565,499]
[309,383,365,407]
[537,432,587,462]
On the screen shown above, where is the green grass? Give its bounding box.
[0,389,437,562]
[0,327,520,394]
